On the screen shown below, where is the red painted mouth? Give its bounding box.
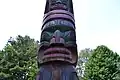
[42,47,72,62]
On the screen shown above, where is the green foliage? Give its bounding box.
[0,35,38,80]
[84,45,120,80]
[77,48,93,80]
[79,48,93,59]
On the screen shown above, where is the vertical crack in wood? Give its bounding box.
[52,66,60,80]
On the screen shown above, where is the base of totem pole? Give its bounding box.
[36,61,79,80]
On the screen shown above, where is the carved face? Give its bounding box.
[38,19,78,66]
[50,0,68,10]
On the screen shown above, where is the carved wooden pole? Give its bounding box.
[36,0,79,80]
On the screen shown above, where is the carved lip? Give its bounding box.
[42,57,72,63]
[43,53,72,58]
[42,53,72,60]
[42,47,72,62]
[43,47,71,55]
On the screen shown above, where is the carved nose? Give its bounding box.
[50,30,65,46]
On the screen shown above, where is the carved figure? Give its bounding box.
[37,0,79,80]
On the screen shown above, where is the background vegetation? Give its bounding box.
[0,35,120,80]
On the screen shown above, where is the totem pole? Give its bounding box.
[36,0,79,80]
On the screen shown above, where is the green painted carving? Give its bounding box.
[40,30,76,46]
[38,24,77,65]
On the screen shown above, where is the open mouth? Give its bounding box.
[42,47,72,62]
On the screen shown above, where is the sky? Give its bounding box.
[0,0,120,54]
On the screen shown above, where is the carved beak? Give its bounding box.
[50,30,65,46]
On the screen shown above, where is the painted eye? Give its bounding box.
[64,31,76,41]
[41,31,52,42]
[51,0,57,5]
[62,0,68,5]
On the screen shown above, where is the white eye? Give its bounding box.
[64,31,76,41]
[41,31,52,41]
[62,0,68,4]
[51,0,56,4]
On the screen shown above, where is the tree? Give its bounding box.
[84,45,120,80]
[0,35,38,80]
[76,48,93,79]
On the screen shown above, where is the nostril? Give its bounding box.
[50,37,65,43]
[50,37,65,47]
[60,38,65,44]
[50,38,56,44]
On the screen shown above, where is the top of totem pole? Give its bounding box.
[42,0,75,29]
[44,0,74,14]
